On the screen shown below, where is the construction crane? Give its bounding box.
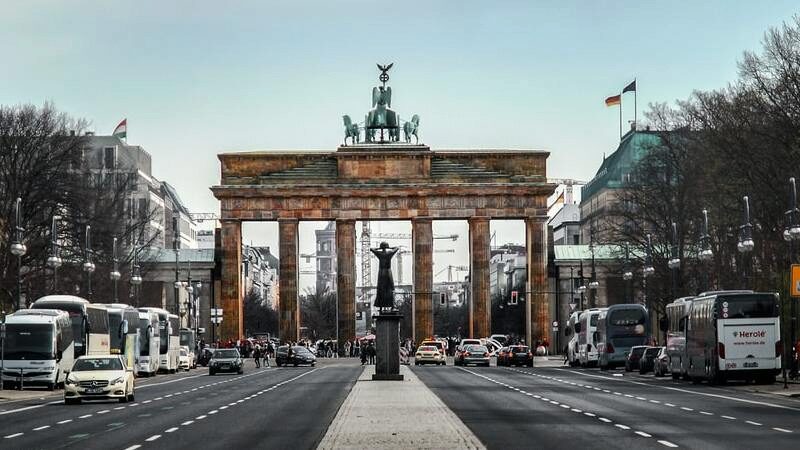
[394,249,454,285]
[189,212,220,223]
[547,178,587,205]
[434,265,469,282]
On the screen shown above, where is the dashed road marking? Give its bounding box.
[636,431,652,438]
[165,427,179,433]
[773,427,792,433]
[4,433,23,439]
[145,434,161,442]
[658,440,678,448]
[181,420,194,426]
[745,420,762,426]
[722,415,736,420]
[57,419,72,424]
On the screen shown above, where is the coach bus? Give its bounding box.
[686,291,781,384]
[138,307,180,373]
[137,309,160,376]
[565,311,581,367]
[597,304,651,370]
[31,295,110,357]
[578,308,606,367]
[665,297,695,379]
[2,309,74,390]
[98,303,141,372]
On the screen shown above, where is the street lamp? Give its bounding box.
[130,248,142,306]
[738,196,755,289]
[643,233,655,308]
[10,198,27,310]
[668,222,681,299]
[784,178,800,379]
[46,215,63,293]
[173,215,181,316]
[698,209,714,292]
[110,237,121,302]
[82,225,96,298]
[622,243,633,303]
[588,222,599,308]
[577,260,587,310]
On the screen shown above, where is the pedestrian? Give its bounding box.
[263,346,271,367]
[354,340,361,358]
[253,345,262,368]
[368,342,376,364]
[360,344,367,365]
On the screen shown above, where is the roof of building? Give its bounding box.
[581,130,662,201]
[161,182,192,215]
[553,245,619,261]
[141,247,215,263]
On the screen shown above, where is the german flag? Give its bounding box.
[605,94,621,107]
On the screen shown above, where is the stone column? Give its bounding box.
[412,217,433,344]
[279,218,300,343]
[220,220,243,341]
[526,216,549,347]
[336,219,356,354]
[469,217,491,338]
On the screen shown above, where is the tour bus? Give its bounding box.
[179,328,197,369]
[98,304,141,373]
[137,310,160,377]
[665,297,695,379]
[578,308,606,367]
[597,304,651,370]
[138,307,180,373]
[31,295,110,357]
[686,290,781,384]
[564,311,581,367]
[2,309,74,390]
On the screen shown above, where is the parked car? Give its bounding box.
[421,339,447,357]
[490,334,508,346]
[64,355,135,404]
[639,346,663,374]
[498,345,533,367]
[414,345,446,365]
[275,345,317,367]
[179,347,191,371]
[653,347,670,377]
[454,345,490,367]
[209,348,244,375]
[625,345,648,372]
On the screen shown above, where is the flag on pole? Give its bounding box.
[605,94,621,107]
[623,80,636,93]
[112,119,127,139]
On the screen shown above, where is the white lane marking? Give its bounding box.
[57,419,72,424]
[665,403,676,407]
[123,446,141,450]
[599,417,612,423]
[635,397,646,401]
[97,409,110,414]
[615,424,631,430]
[142,400,152,404]
[680,407,693,411]
[559,404,570,409]
[196,415,207,420]
[558,368,800,412]
[571,408,582,413]
[219,405,229,410]
[746,420,762,426]
[0,400,62,416]
[658,440,678,448]
[773,427,792,433]
[636,431,652,438]
[584,412,596,417]
[129,403,139,407]
[4,433,23,439]
[33,425,50,431]
[165,427,179,433]
[613,392,622,395]
[114,406,125,410]
[154,397,163,401]
[700,411,713,416]
[208,410,218,414]
[145,434,161,442]
[722,415,736,420]
[181,420,194,426]
[649,400,661,404]
[79,414,92,419]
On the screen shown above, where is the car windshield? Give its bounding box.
[511,346,529,352]
[293,346,311,354]
[214,350,239,358]
[466,345,488,353]
[418,346,437,352]
[180,349,188,356]
[73,358,123,371]
[644,347,660,356]
[631,347,646,356]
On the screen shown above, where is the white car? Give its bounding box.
[414,345,446,365]
[179,347,192,371]
[64,355,135,404]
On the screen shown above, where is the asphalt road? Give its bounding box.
[413,363,800,450]
[0,360,361,450]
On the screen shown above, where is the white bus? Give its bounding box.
[2,309,74,390]
[31,295,109,356]
[686,291,781,384]
[578,308,606,367]
[98,304,141,374]
[666,297,695,379]
[137,310,160,377]
[564,311,581,367]
[597,304,651,370]
[139,307,180,373]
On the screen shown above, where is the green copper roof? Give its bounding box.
[581,130,662,201]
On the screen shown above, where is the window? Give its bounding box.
[104,147,116,170]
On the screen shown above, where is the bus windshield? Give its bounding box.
[719,295,778,319]
[180,331,192,348]
[108,312,123,352]
[139,318,151,356]
[607,308,648,336]
[4,324,55,360]
[33,302,85,352]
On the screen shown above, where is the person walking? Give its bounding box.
[253,345,262,368]
[368,342,376,365]
[360,344,367,365]
[263,345,271,368]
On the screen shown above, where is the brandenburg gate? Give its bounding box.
[211,65,555,348]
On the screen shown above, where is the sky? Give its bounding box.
[2,1,798,286]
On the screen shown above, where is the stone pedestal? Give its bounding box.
[372,313,404,381]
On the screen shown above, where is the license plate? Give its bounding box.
[85,388,103,394]
[515,353,528,357]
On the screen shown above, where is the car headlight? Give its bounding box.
[64,375,77,386]
[111,377,124,385]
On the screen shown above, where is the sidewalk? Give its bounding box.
[318,365,484,450]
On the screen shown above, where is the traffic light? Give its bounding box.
[440,292,446,305]
[510,290,518,305]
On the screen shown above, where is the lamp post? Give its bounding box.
[193,281,202,339]
[130,247,142,305]
[588,222,599,308]
[184,258,193,329]
[737,196,755,289]
[643,234,655,308]
[577,260,587,310]
[110,237,121,302]
[783,178,800,378]
[667,222,681,300]
[698,209,714,292]
[10,198,27,310]
[173,215,181,316]
[46,215,63,293]
[82,225,96,299]
[623,243,633,303]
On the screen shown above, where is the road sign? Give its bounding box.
[210,308,223,317]
[792,265,800,297]
[569,303,577,311]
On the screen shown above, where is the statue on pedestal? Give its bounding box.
[370,241,399,310]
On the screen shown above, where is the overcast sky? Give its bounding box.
[2,1,798,287]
